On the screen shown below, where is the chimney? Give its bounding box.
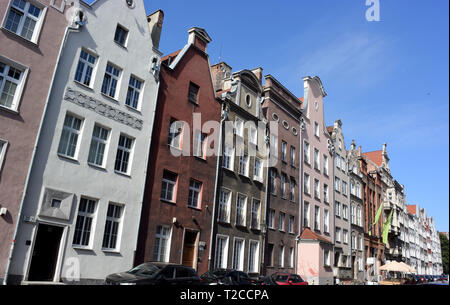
[251,67,263,84]
[147,10,164,50]
[358,145,362,155]
[351,139,356,151]
[188,27,212,53]
[211,62,232,92]
[382,142,390,169]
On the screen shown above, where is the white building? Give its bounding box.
[7,0,163,284]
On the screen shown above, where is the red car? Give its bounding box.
[272,273,308,285]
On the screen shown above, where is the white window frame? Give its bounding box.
[324,250,330,266]
[234,116,244,137]
[304,202,310,228]
[74,49,98,87]
[289,178,295,202]
[342,181,348,196]
[153,225,172,262]
[324,183,329,203]
[57,113,83,159]
[72,197,97,248]
[343,204,348,220]
[0,57,28,112]
[281,140,287,162]
[101,203,124,251]
[238,154,249,177]
[289,215,294,233]
[290,145,295,167]
[87,124,110,167]
[314,121,319,137]
[280,173,287,199]
[249,126,257,146]
[269,168,277,195]
[336,227,341,243]
[336,154,341,169]
[114,23,129,47]
[248,240,260,273]
[343,229,348,244]
[314,148,320,170]
[278,212,285,232]
[303,141,310,164]
[324,209,329,233]
[126,75,144,110]
[215,234,229,269]
[314,206,320,231]
[235,193,247,227]
[188,179,202,209]
[232,237,245,271]
[101,62,121,99]
[304,172,310,195]
[279,245,285,268]
[0,139,8,172]
[335,177,341,192]
[193,130,207,159]
[314,178,320,199]
[289,247,294,268]
[160,170,177,202]
[323,154,329,175]
[114,134,134,175]
[335,201,341,217]
[168,119,183,149]
[268,209,275,229]
[251,198,261,230]
[253,157,263,181]
[218,188,231,223]
[2,0,47,43]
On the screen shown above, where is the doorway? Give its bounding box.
[182,230,198,269]
[28,224,64,281]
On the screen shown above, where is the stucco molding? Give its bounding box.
[64,87,143,130]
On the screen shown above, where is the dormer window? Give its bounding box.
[114,24,129,47]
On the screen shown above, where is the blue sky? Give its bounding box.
[141,0,449,232]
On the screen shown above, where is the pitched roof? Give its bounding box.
[407,205,417,215]
[362,150,383,166]
[161,49,182,63]
[300,228,332,244]
[326,126,334,135]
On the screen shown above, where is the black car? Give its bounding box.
[200,269,253,285]
[105,262,201,285]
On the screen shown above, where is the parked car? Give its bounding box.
[271,273,308,285]
[105,262,200,285]
[199,269,253,285]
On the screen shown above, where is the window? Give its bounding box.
[160,170,177,202]
[218,189,231,223]
[323,154,329,175]
[351,180,356,195]
[231,238,245,271]
[290,146,295,167]
[270,134,278,159]
[281,141,287,163]
[75,50,96,87]
[0,139,7,172]
[336,154,341,169]
[115,134,133,174]
[88,125,109,167]
[343,229,348,244]
[248,241,259,273]
[279,245,285,267]
[357,206,362,226]
[278,212,285,231]
[335,227,341,242]
[57,114,82,158]
[0,61,24,111]
[153,225,171,262]
[73,197,97,247]
[193,131,207,159]
[238,154,249,176]
[236,194,247,226]
[214,235,229,269]
[289,247,294,267]
[324,250,330,266]
[268,209,275,229]
[251,199,260,229]
[335,177,341,192]
[335,201,341,217]
[254,157,262,180]
[126,75,142,109]
[102,203,123,250]
[223,145,234,170]
[267,244,274,266]
[188,179,202,208]
[101,63,121,98]
[358,235,363,250]
[324,209,329,233]
[289,215,294,233]
[304,173,310,195]
[351,205,356,224]
[304,202,310,228]
[342,181,348,196]
[314,206,320,231]
[280,173,287,199]
[114,24,128,46]
[234,117,244,137]
[168,119,183,149]
[4,0,43,42]
[358,257,364,271]
[341,156,346,171]
[188,82,199,104]
[356,183,361,198]
[351,232,356,249]
[314,148,320,170]
[249,126,257,146]
[314,179,320,199]
[314,121,319,137]
[50,198,61,208]
[343,204,348,220]
[289,178,295,202]
[269,168,276,195]
[303,141,310,164]
[323,184,329,203]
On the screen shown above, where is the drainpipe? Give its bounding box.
[295,116,305,275]
[207,102,226,270]
[261,117,269,276]
[3,21,82,285]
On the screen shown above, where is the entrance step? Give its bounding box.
[21,281,66,285]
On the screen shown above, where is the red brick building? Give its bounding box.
[135,27,221,275]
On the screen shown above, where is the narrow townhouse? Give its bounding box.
[7,0,163,284]
[261,75,302,276]
[347,140,365,283]
[134,27,221,276]
[210,63,268,278]
[297,76,334,285]
[0,0,68,284]
[327,120,352,284]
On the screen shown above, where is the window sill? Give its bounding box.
[188,99,198,106]
[57,153,79,163]
[114,170,131,178]
[1,27,39,46]
[188,205,201,211]
[253,177,263,184]
[0,104,19,115]
[125,104,142,114]
[235,223,247,229]
[160,198,176,205]
[114,41,128,50]
[73,245,94,251]
[88,162,107,171]
[101,92,120,104]
[74,80,94,91]
[102,249,121,254]
[194,156,207,162]
[222,166,235,173]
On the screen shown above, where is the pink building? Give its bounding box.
[297,76,334,285]
[0,0,68,284]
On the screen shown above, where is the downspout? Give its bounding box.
[207,101,225,270]
[261,118,269,276]
[3,22,81,285]
[295,116,305,275]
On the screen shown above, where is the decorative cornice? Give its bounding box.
[64,87,143,130]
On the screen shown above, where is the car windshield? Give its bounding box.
[274,275,289,282]
[201,269,228,279]
[127,263,161,276]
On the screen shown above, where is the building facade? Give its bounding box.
[210,63,268,278]
[297,76,334,285]
[135,27,220,276]
[7,0,162,284]
[261,75,302,276]
[0,0,68,284]
[328,120,352,284]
